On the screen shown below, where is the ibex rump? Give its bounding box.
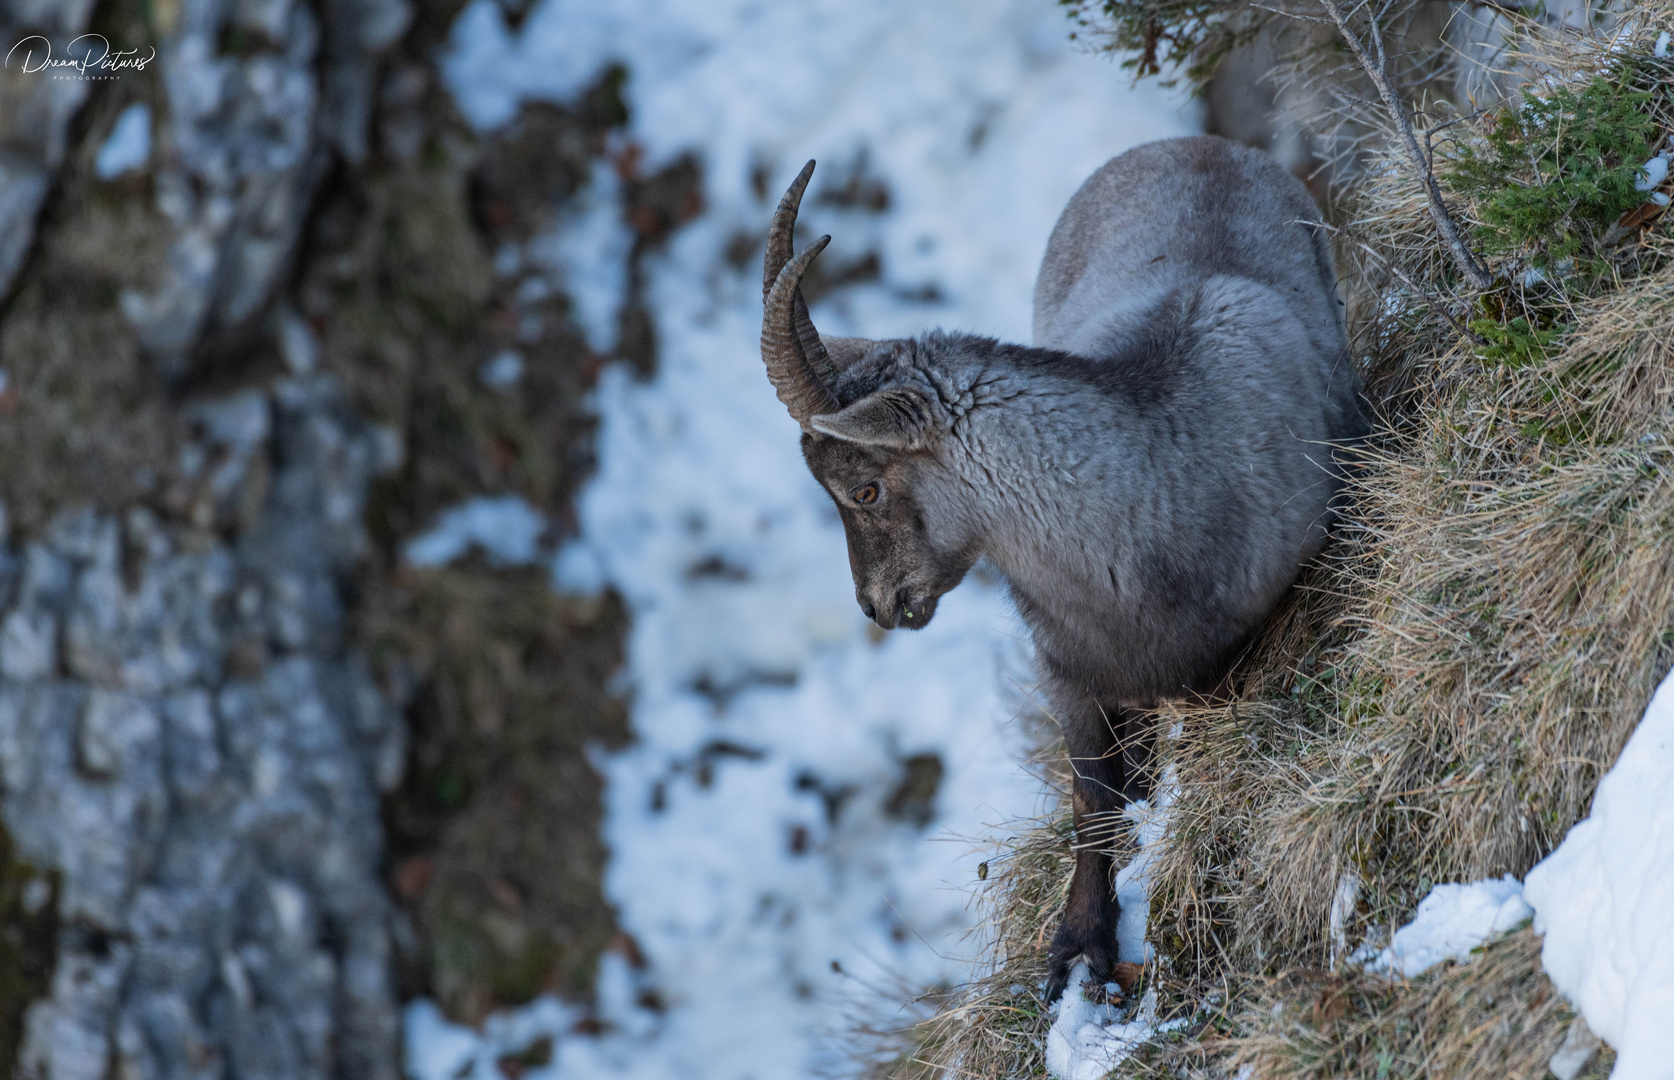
[758,136,1367,1002]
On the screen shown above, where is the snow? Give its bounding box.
[1524,664,1674,1080]
[403,495,547,568]
[95,103,151,179]
[1634,153,1668,192]
[479,348,525,390]
[524,159,632,355]
[409,1,1198,1077]
[1549,1020,1605,1080]
[403,1001,481,1080]
[1328,871,1362,969]
[1047,968,1183,1080]
[1633,152,1670,207]
[1655,30,1670,58]
[1045,782,1183,1080]
[550,538,608,596]
[277,308,318,375]
[1357,876,1532,978]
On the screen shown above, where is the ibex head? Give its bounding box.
[760,161,980,630]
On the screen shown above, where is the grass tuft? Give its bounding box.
[1451,71,1661,273]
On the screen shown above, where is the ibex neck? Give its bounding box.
[937,340,1166,594]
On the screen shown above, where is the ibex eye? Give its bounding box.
[852,483,880,506]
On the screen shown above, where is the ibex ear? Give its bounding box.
[808,388,935,450]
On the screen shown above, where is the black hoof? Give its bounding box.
[1044,961,1072,1006]
[1043,912,1120,1004]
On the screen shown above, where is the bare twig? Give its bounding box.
[1299,218,1485,344]
[1249,3,1332,24]
[1318,0,1496,289]
[1421,108,1487,163]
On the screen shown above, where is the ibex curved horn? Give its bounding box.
[763,160,816,303]
[762,235,843,425]
[761,160,849,426]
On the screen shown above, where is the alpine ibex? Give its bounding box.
[759,136,1367,1002]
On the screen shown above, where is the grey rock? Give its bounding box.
[109,0,409,364]
[0,0,98,297]
[1,0,411,350]
[19,939,134,1080]
[75,688,160,780]
[0,0,99,32]
[3,376,406,1079]
[230,0,299,41]
[0,607,56,680]
[0,2,417,1075]
[0,161,50,300]
[320,0,413,164]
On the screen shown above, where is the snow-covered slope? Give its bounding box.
[1343,665,1674,1080]
[1525,665,1674,1080]
[1358,877,1532,978]
[408,2,1199,1077]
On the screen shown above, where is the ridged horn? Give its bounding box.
[762,161,844,390]
[762,161,880,423]
[764,159,816,302]
[762,236,842,425]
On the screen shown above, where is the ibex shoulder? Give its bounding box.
[1033,135,1338,354]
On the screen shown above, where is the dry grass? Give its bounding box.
[867,813,1071,1079]
[1222,928,1615,1080]
[869,7,1674,1078]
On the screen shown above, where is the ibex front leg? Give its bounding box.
[1044,692,1153,1005]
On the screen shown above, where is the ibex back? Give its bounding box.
[758,136,1367,1003]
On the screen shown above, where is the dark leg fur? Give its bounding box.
[1044,701,1153,1004]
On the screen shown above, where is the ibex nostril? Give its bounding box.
[861,601,877,621]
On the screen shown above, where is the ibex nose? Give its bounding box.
[859,593,898,629]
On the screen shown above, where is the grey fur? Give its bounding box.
[763,136,1367,1001]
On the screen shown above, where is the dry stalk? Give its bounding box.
[1299,217,1484,343]
[1317,0,1495,289]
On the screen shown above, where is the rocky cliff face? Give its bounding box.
[1,377,405,1080]
[0,0,416,1074]
[0,0,655,1069]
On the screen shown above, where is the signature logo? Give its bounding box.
[5,35,156,80]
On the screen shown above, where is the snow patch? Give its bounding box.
[1549,1019,1604,1080]
[404,996,583,1080]
[1357,876,1531,978]
[1328,871,1362,970]
[277,308,319,376]
[1047,968,1183,1080]
[404,495,546,567]
[1634,152,1668,192]
[479,348,525,390]
[95,103,151,179]
[1524,664,1674,1080]
[525,159,633,355]
[550,539,607,597]
[403,1000,481,1080]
